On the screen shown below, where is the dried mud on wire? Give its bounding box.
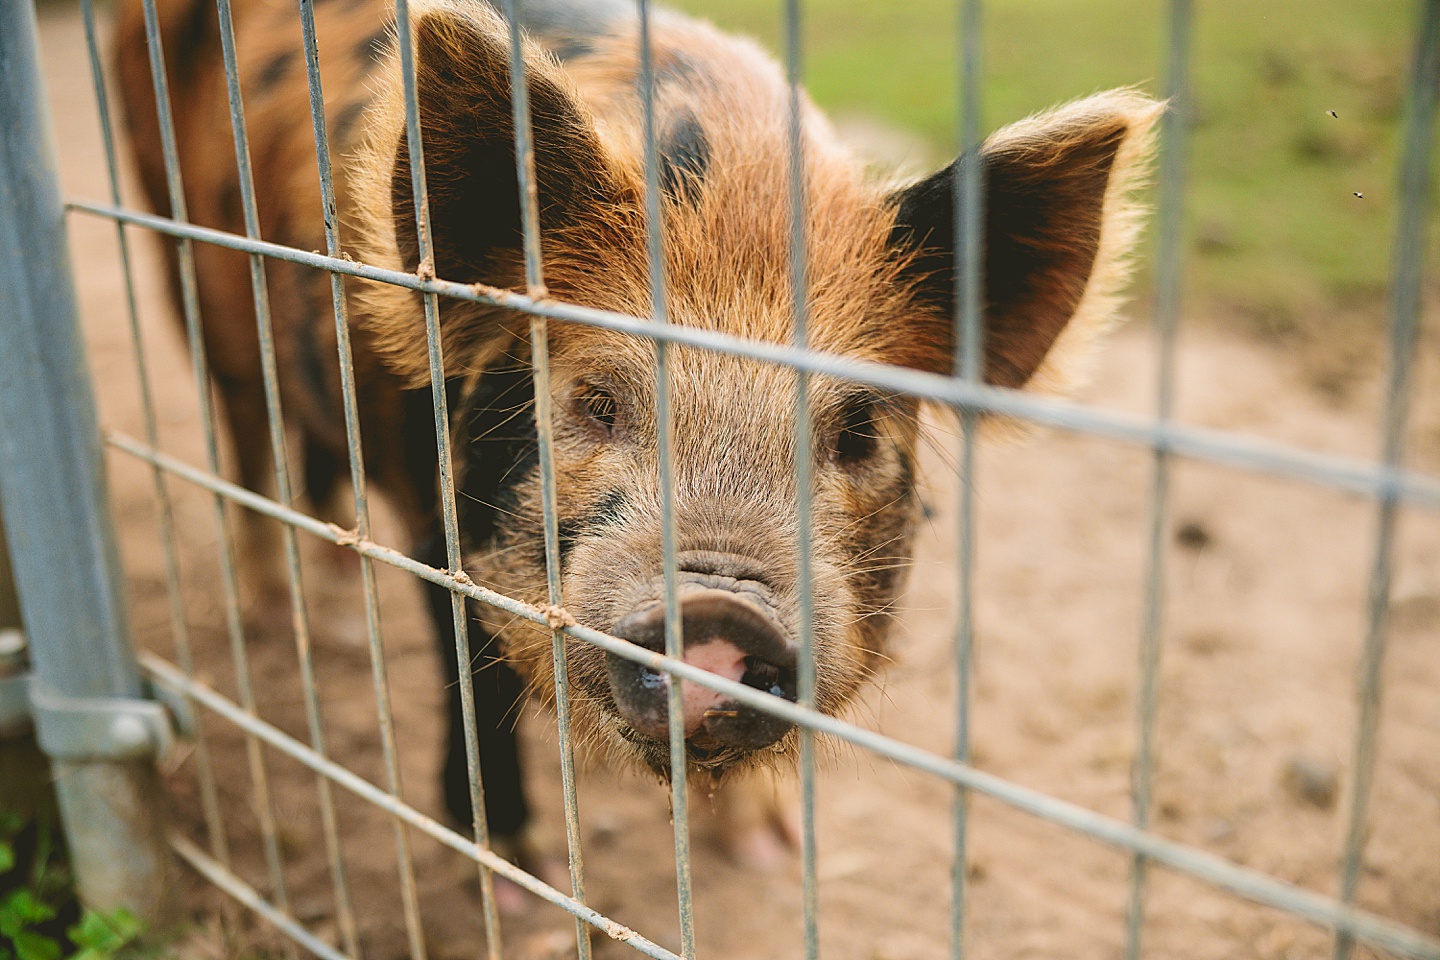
[36,7,1440,960]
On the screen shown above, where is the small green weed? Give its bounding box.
[0,814,143,960]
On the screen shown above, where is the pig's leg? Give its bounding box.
[303,437,349,522]
[417,535,534,895]
[301,438,366,647]
[216,377,289,631]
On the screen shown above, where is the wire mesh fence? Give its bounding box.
[1,0,1438,959]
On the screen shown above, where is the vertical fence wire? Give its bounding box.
[391,3,506,955]
[1333,2,1439,956]
[293,4,430,958]
[1125,2,1190,957]
[64,188,1440,502]
[75,0,233,875]
[134,2,297,942]
[210,6,362,952]
[947,0,983,956]
[782,1,821,957]
[496,4,595,957]
[635,2,698,956]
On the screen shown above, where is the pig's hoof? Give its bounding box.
[472,864,538,917]
[488,836,571,916]
[726,819,795,871]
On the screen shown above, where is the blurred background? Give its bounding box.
[676,0,1435,403]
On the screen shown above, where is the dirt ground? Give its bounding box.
[31,6,1440,960]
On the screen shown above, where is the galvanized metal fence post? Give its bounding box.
[0,503,53,823]
[0,0,178,928]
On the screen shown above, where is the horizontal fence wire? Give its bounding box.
[171,836,354,960]
[105,429,1440,960]
[67,199,1440,511]
[145,654,683,960]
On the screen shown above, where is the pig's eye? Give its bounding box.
[834,396,882,464]
[575,385,621,439]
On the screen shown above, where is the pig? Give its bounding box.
[114,0,1159,875]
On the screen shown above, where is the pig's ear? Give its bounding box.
[888,90,1162,391]
[355,0,633,382]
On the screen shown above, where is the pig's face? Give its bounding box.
[354,1,1160,777]
[457,332,926,775]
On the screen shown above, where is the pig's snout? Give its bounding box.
[607,588,797,754]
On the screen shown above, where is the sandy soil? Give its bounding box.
[32,6,1440,960]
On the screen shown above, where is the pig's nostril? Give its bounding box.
[607,587,797,757]
[741,655,792,700]
[743,656,779,689]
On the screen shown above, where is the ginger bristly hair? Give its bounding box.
[348,1,1160,398]
[348,0,650,385]
[342,0,1161,771]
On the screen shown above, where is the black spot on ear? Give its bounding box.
[359,24,390,63]
[255,49,295,92]
[456,367,539,551]
[658,110,709,204]
[392,10,629,283]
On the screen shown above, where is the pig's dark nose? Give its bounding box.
[607,588,796,752]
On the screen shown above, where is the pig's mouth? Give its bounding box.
[606,585,799,774]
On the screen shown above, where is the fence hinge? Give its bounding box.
[0,628,195,759]
[29,679,189,763]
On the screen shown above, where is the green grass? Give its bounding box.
[669,0,1430,333]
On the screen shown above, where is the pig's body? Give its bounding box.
[115,0,1159,870]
